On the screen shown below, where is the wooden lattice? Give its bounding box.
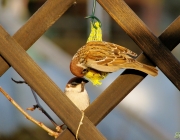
[0,0,179,139]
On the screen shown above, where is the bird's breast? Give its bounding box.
[65,90,89,110]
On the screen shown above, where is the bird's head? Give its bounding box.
[70,58,88,77]
[65,77,89,93]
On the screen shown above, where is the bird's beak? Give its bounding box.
[84,79,89,83]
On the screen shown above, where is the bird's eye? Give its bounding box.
[82,69,88,74]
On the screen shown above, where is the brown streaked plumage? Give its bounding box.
[70,41,158,78]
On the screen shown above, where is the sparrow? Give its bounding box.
[70,41,158,85]
[64,77,90,111]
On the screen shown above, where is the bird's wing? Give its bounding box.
[85,41,138,72]
[106,42,137,57]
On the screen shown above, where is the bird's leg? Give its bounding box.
[11,78,62,132]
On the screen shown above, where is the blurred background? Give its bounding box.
[0,0,179,140]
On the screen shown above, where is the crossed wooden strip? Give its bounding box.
[57,0,180,139]
[0,0,75,76]
[0,0,106,139]
[57,16,180,140]
[0,0,179,139]
[0,22,106,140]
[97,0,180,90]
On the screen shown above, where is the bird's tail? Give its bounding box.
[124,61,158,76]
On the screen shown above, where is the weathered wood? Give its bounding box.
[0,26,106,140]
[0,0,75,76]
[159,17,180,51]
[56,15,180,140]
[0,0,179,139]
[97,0,180,90]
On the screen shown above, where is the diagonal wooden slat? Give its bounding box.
[0,26,106,140]
[0,0,75,76]
[159,18,180,51]
[97,0,180,90]
[0,0,179,139]
[56,16,180,140]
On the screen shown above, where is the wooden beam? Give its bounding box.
[0,0,75,76]
[0,26,106,140]
[97,0,180,90]
[56,16,180,140]
[159,17,180,51]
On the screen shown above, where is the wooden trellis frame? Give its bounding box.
[0,0,179,139]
